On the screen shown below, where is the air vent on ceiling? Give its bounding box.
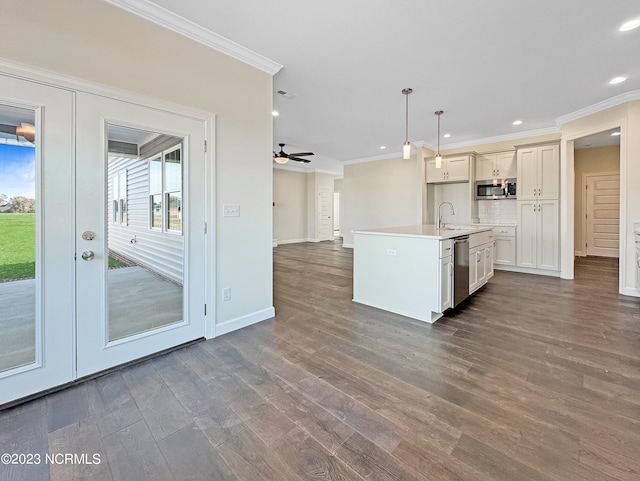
[276,89,296,99]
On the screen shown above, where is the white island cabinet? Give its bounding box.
[353,225,493,324]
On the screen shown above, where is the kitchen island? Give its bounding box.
[353,225,494,323]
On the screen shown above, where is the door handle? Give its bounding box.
[81,250,95,261]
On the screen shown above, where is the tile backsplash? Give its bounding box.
[476,199,517,224]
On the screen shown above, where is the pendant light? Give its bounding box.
[434,110,444,168]
[402,88,412,159]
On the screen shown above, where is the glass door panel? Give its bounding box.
[106,125,184,341]
[0,105,36,373]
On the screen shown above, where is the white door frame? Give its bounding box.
[560,119,629,296]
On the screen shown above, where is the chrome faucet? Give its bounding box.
[437,201,455,229]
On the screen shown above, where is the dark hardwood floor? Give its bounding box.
[1,241,639,480]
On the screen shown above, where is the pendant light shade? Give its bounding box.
[402,88,412,159]
[434,110,444,168]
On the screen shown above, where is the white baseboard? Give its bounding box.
[620,287,640,297]
[215,306,275,336]
[342,243,354,249]
[493,264,560,277]
[274,238,314,245]
[575,250,585,257]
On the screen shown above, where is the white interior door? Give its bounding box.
[75,92,206,378]
[585,173,620,257]
[317,185,332,241]
[0,75,74,404]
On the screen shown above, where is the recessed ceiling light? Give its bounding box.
[512,120,523,126]
[611,131,621,136]
[619,18,640,31]
[272,110,279,116]
[609,76,627,85]
[443,133,451,138]
[379,145,386,150]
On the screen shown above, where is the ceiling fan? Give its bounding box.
[0,122,35,142]
[273,143,313,164]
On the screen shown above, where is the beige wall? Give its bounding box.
[573,145,620,253]
[273,170,335,243]
[273,169,308,243]
[0,0,275,326]
[342,156,423,246]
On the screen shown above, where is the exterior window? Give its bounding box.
[164,148,182,232]
[149,154,162,229]
[148,145,182,233]
[112,169,127,225]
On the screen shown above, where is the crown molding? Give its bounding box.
[555,90,640,126]
[343,150,408,165]
[104,0,283,75]
[433,126,561,151]
[272,164,340,176]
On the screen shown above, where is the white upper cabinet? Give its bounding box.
[475,151,516,180]
[426,154,471,183]
[517,144,559,200]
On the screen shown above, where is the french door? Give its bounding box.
[0,75,74,404]
[75,92,206,377]
[0,76,207,405]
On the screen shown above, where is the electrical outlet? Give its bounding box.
[223,204,240,217]
[222,287,231,301]
[387,249,397,256]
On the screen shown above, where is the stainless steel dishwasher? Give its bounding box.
[453,236,469,307]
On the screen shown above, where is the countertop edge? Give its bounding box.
[354,225,494,240]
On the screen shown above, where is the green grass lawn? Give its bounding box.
[0,213,36,280]
[0,213,126,280]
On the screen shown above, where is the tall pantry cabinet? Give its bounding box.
[516,143,560,272]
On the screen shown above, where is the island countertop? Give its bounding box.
[354,224,494,240]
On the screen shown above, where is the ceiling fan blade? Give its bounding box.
[290,156,311,163]
[289,152,314,157]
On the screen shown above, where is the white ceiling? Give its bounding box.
[37,2,640,172]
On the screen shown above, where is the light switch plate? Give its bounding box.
[223,204,240,217]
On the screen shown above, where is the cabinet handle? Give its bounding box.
[534,188,537,196]
[477,251,482,262]
[486,248,490,258]
[538,188,541,196]
[637,257,640,268]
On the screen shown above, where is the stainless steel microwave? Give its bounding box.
[475,179,516,200]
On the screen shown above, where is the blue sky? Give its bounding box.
[0,143,36,200]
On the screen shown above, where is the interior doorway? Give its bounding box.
[572,128,621,279]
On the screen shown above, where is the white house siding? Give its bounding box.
[107,155,184,284]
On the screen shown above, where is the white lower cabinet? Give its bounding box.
[469,231,494,294]
[517,200,559,270]
[493,226,516,266]
[485,243,494,280]
[439,254,453,311]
